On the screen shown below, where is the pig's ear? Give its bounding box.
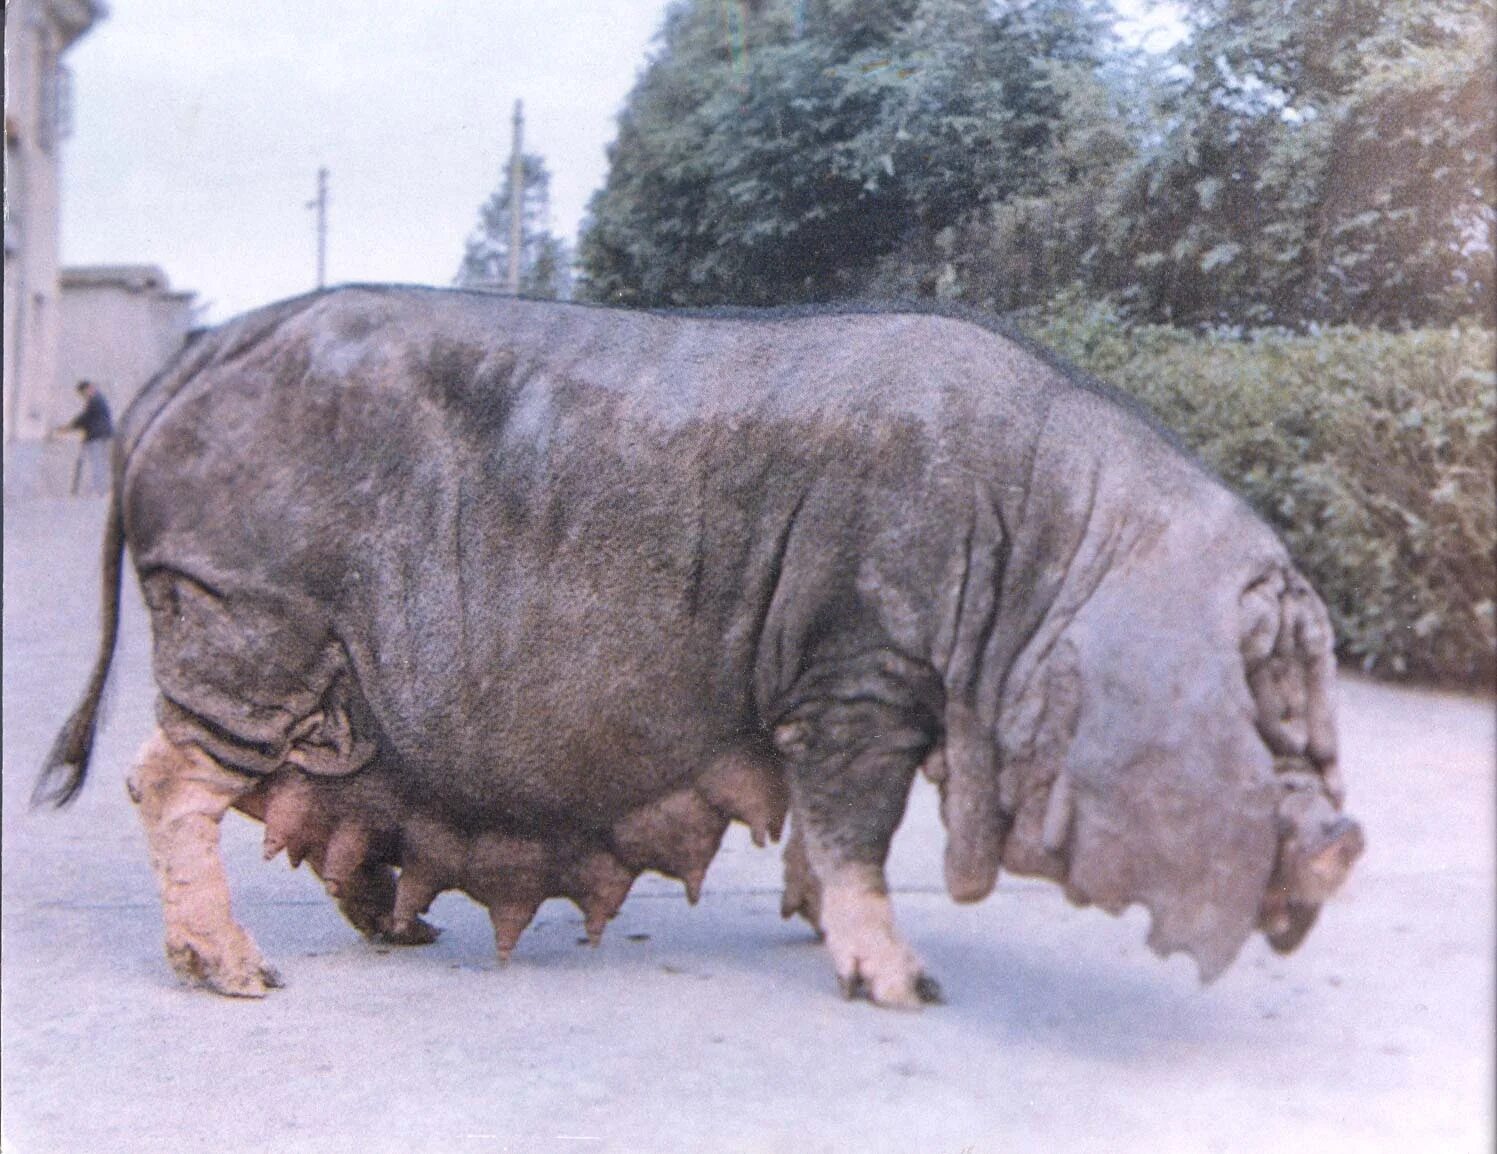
[1240,568,1343,805]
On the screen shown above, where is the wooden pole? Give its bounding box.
[507,101,524,295]
[307,167,329,289]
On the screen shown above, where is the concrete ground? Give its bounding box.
[3,494,1493,1154]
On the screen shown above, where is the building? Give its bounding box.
[4,0,106,444]
[56,264,198,412]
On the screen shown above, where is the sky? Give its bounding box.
[60,1,672,320]
[58,1,1186,324]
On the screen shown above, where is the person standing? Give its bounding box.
[52,380,115,497]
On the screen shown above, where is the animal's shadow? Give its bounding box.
[248,866,1256,1066]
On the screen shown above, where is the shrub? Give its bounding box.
[1018,299,1496,688]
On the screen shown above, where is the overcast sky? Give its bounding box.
[60,2,671,320]
[59,1,1184,323]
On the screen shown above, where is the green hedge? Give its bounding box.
[1017,300,1496,688]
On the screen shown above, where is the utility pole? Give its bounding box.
[307,167,329,289]
[507,101,524,295]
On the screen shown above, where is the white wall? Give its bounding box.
[55,281,196,422]
[3,0,103,443]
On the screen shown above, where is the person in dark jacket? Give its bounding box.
[52,380,115,497]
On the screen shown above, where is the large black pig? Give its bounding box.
[39,287,1362,1006]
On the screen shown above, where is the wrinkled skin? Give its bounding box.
[39,287,1360,1005]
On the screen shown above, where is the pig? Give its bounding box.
[38,287,1361,1006]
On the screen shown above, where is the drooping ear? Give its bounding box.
[1240,568,1343,805]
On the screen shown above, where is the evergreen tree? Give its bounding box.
[457,152,573,299]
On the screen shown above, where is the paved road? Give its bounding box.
[4,495,1493,1154]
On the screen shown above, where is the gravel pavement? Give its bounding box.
[3,494,1493,1154]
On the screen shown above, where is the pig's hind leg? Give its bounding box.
[128,727,282,997]
[773,692,942,1009]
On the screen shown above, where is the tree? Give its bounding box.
[578,0,1123,307]
[1304,0,1495,325]
[457,152,573,299]
[861,0,1139,309]
[1101,0,1494,326]
[582,0,1492,324]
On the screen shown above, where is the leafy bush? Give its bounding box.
[1019,299,1496,687]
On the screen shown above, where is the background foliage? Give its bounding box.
[579,0,1123,306]
[579,0,1493,328]
[1021,300,1496,685]
[1093,0,1497,327]
[572,0,1495,685]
